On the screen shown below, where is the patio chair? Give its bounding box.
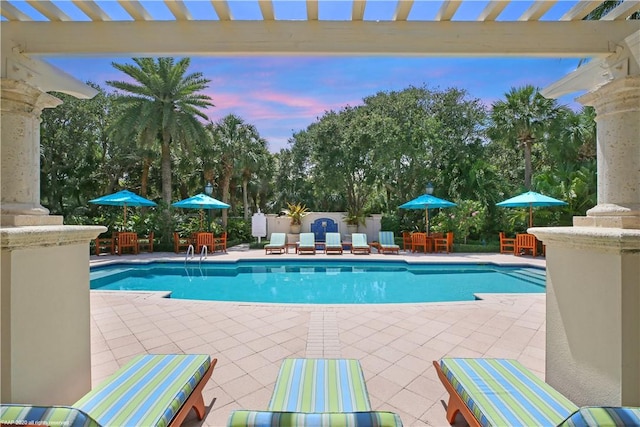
[433,357,640,427]
[94,235,114,255]
[433,231,454,253]
[402,231,413,251]
[411,232,429,253]
[1,354,217,427]
[173,232,192,253]
[351,233,370,254]
[325,232,343,255]
[499,231,516,254]
[516,233,537,257]
[117,232,138,255]
[227,358,403,427]
[213,232,227,252]
[378,231,400,254]
[298,232,316,255]
[196,232,215,255]
[138,231,154,253]
[265,232,286,254]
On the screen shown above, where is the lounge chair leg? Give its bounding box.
[192,392,206,419]
[445,396,460,424]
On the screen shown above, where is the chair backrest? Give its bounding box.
[270,233,286,246]
[412,232,427,244]
[299,233,315,246]
[378,231,395,246]
[197,232,214,246]
[352,233,368,246]
[119,232,137,246]
[325,232,341,246]
[447,231,454,246]
[516,233,536,248]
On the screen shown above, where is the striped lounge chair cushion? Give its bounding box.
[268,358,372,413]
[0,405,100,427]
[559,406,640,426]
[74,354,211,427]
[440,358,578,427]
[227,410,403,427]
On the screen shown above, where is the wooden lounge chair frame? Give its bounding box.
[325,232,343,255]
[433,360,482,427]
[298,233,316,255]
[265,233,286,254]
[351,233,371,254]
[378,231,400,254]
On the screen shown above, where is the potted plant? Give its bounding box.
[283,202,309,234]
[343,210,365,235]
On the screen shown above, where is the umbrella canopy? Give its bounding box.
[399,194,457,235]
[172,193,230,229]
[89,189,157,224]
[496,191,567,228]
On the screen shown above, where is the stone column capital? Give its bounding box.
[1,78,62,114]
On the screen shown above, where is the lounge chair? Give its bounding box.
[297,232,316,255]
[351,233,370,254]
[1,354,217,427]
[227,358,403,426]
[378,231,400,254]
[433,357,640,427]
[265,232,286,254]
[325,232,343,255]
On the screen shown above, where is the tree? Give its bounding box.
[208,114,263,227]
[488,85,563,190]
[107,57,213,207]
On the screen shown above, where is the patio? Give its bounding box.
[90,250,546,426]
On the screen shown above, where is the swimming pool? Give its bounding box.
[90,260,545,304]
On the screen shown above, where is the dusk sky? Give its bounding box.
[22,1,588,152]
[46,55,584,153]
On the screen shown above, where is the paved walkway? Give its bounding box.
[90,249,546,426]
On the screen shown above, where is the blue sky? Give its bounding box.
[46,55,583,152]
[8,0,587,152]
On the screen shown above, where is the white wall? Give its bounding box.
[265,213,383,242]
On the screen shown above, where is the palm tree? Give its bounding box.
[238,137,269,220]
[107,58,213,206]
[208,114,262,227]
[488,85,561,190]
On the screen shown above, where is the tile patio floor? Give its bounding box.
[90,248,546,426]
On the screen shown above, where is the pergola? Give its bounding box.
[1,0,639,409]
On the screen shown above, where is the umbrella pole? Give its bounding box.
[426,207,430,236]
[529,205,533,229]
[123,204,127,229]
[200,209,204,231]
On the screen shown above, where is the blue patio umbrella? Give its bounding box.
[496,191,567,228]
[89,189,157,224]
[399,194,457,235]
[172,193,230,229]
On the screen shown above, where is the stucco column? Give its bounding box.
[0,78,105,404]
[531,74,640,407]
[1,79,63,226]
[574,76,640,229]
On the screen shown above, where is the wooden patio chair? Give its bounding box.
[434,232,454,253]
[137,231,154,253]
[213,232,227,253]
[411,232,429,253]
[173,232,192,253]
[402,231,413,251]
[516,233,537,257]
[499,232,516,254]
[117,232,138,255]
[94,235,114,255]
[196,232,215,255]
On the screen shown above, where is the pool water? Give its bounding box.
[90,260,545,304]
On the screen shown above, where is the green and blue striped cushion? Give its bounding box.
[74,354,211,427]
[268,359,372,413]
[559,406,640,426]
[0,404,100,427]
[440,358,578,427]
[378,232,398,248]
[227,410,403,427]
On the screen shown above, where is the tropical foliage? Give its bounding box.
[39,58,599,248]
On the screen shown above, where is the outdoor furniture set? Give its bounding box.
[94,231,154,256]
[500,231,545,257]
[172,231,227,254]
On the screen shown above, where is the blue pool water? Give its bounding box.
[90,260,545,304]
